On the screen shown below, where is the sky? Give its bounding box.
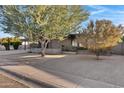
[83,5,124,27]
[0,5,124,38]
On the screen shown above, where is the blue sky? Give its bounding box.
[0,31,13,38]
[1,5,124,38]
[83,5,124,27]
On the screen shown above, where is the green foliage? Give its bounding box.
[11,37,22,50]
[77,47,87,50]
[62,46,77,52]
[12,42,21,50]
[77,20,124,59]
[0,5,89,55]
[121,36,124,42]
[0,5,89,42]
[1,38,11,50]
[0,6,25,36]
[0,37,22,50]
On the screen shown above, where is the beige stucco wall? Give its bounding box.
[48,39,62,48]
[61,39,72,47]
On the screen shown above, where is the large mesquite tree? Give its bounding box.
[77,20,124,59]
[0,5,89,56]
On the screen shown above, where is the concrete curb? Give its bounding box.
[0,67,60,88]
[0,50,29,56]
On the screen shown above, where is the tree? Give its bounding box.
[77,20,124,59]
[1,37,11,50]
[0,6,27,36]
[0,5,89,56]
[121,36,124,42]
[0,37,22,50]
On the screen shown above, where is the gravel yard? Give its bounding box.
[0,74,28,88]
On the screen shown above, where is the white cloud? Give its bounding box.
[88,5,107,10]
[88,5,108,15]
[115,10,124,14]
[91,9,106,15]
[85,5,124,26]
[89,5,124,16]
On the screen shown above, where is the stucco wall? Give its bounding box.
[48,39,62,48]
[61,39,72,47]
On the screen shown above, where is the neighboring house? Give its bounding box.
[60,34,124,55]
[61,34,77,51]
[19,36,29,50]
[47,33,81,50]
[48,39,62,49]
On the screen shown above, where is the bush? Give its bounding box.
[12,41,21,50]
[1,38,10,50]
[77,47,87,50]
[11,37,22,50]
[61,45,77,52]
[1,37,22,50]
[2,42,10,50]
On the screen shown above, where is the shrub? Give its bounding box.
[1,37,22,50]
[12,42,21,50]
[1,38,11,50]
[2,42,10,50]
[61,45,77,52]
[11,37,22,50]
[77,47,87,50]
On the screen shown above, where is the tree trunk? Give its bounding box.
[24,40,26,50]
[96,51,100,60]
[28,43,32,53]
[96,55,100,60]
[40,40,49,57]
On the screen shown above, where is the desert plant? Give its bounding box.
[1,37,22,50]
[11,37,22,50]
[77,20,124,59]
[1,38,10,50]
